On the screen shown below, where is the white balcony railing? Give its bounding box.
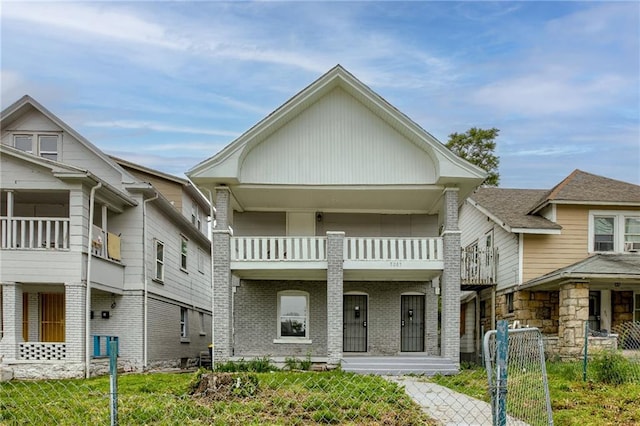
[231,236,444,263]
[232,237,327,261]
[461,247,497,285]
[344,237,443,261]
[1,216,70,250]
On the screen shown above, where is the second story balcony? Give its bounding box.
[461,246,498,291]
[1,216,70,250]
[230,235,444,281]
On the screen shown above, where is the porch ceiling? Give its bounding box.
[230,185,445,214]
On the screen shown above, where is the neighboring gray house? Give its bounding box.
[0,96,212,379]
[459,170,640,361]
[187,65,486,368]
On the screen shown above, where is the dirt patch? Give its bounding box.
[190,372,259,401]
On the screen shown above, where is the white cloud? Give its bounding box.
[84,120,240,137]
[2,2,185,50]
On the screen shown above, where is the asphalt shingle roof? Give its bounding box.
[530,169,640,212]
[470,169,640,231]
[470,188,561,230]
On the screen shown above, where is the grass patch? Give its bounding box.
[430,361,640,426]
[0,370,434,425]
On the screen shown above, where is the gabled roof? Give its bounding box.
[187,64,486,186]
[521,253,640,289]
[529,169,640,213]
[110,155,210,208]
[468,187,561,233]
[0,144,138,208]
[1,95,136,182]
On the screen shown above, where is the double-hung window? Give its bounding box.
[191,201,201,231]
[155,240,165,282]
[590,211,640,253]
[275,291,311,343]
[180,235,188,271]
[13,134,58,160]
[180,307,188,339]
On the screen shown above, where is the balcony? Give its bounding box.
[1,216,70,250]
[461,247,497,291]
[230,236,444,280]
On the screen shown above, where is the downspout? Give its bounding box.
[142,192,158,369]
[86,181,102,378]
[205,189,216,370]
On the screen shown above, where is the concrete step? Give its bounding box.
[341,355,459,376]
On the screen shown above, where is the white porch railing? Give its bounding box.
[19,342,67,360]
[1,216,70,250]
[461,247,497,285]
[344,237,443,261]
[232,237,327,261]
[230,236,444,262]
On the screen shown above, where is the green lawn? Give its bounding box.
[429,361,640,426]
[0,370,434,425]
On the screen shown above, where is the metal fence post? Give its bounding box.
[109,338,118,426]
[495,320,508,426]
[583,321,588,382]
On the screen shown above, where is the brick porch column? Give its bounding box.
[441,188,461,363]
[213,187,233,360]
[65,282,86,362]
[558,282,589,359]
[425,279,439,355]
[0,282,23,361]
[326,231,344,365]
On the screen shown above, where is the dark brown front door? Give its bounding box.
[401,295,424,352]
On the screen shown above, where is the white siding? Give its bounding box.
[459,200,519,291]
[240,88,437,185]
[143,203,212,312]
[318,213,438,237]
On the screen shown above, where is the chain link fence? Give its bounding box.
[584,321,640,384]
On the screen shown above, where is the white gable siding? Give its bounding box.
[3,109,63,133]
[2,108,124,188]
[459,200,520,291]
[240,88,437,185]
[59,133,123,188]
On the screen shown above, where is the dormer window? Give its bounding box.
[13,134,59,161]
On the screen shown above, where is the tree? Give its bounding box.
[446,127,500,187]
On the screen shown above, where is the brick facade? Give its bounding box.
[326,232,344,365]
[212,187,233,360]
[441,188,461,363]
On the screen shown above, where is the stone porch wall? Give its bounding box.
[493,290,560,334]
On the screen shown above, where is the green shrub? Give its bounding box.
[589,350,632,384]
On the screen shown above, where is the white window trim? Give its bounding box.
[13,133,60,160]
[154,239,165,282]
[180,235,188,272]
[197,248,205,274]
[588,210,640,253]
[198,311,206,336]
[274,290,312,344]
[180,307,189,342]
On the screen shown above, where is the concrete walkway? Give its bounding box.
[389,377,529,426]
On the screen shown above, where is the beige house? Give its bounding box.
[459,170,640,360]
[188,65,486,373]
[0,96,212,379]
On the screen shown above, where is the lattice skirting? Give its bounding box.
[19,343,67,360]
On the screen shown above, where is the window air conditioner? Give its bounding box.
[624,242,640,252]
